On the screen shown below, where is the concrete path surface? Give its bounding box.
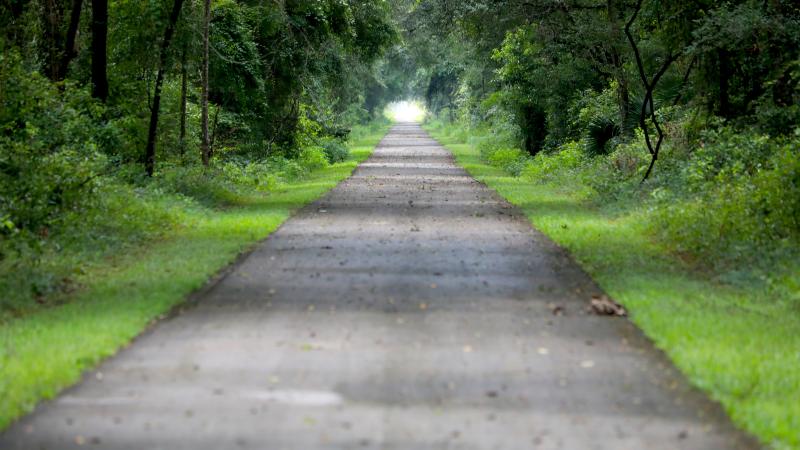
[1,124,756,449]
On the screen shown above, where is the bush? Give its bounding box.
[221,161,280,192]
[154,165,244,206]
[0,52,111,242]
[522,141,586,182]
[682,128,778,191]
[585,117,620,156]
[649,129,800,275]
[321,139,350,164]
[0,178,187,314]
[474,132,516,161]
[299,146,329,171]
[587,134,651,198]
[571,85,624,154]
[487,147,527,176]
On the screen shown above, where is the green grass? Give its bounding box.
[426,126,800,450]
[0,126,388,430]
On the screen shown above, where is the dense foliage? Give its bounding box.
[3,0,798,331]
[402,0,799,294]
[0,0,399,313]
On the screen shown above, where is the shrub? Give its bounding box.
[321,139,349,164]
[154,165,243,206]
[475,134,513,161]
[587,134,651,198]
[0,178,187,314]
[649,129,800,274]
[299,146,329,171]
[0,52,110,242]
[682,128,778,191]
[220,161,279,192]
[522,141,586,182]
[585,117,620,156]
[571,85,624,152]
[487,147,526,176]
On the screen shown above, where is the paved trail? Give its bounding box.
[2,124,754,449]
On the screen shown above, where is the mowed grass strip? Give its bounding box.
[0,127,388,430]
[427,126,800,450]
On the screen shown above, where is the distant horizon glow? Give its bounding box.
[386,100,426,122]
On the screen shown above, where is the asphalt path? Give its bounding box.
[0,123,756,449]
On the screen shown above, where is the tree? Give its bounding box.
[91,0,108,101]
[41,0,64,81]
[179,40,188,156]
[200,0,211,166]
[143,0,186,176]
[624,0,677,181]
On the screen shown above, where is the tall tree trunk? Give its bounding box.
[90,0,108,101]
[210,103,220,155]
[179,41,188,156]
[57,0,83,80]
[143,0,186,176]
[624,0,677,181]
[607,0,630,133]
[717,49,731,119]
[42,0,64,81]
[200,0,211,166]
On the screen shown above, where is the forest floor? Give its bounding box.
[0,123,755,449]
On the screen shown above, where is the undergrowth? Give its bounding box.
[425,119,800,449]
[0,120,390,430]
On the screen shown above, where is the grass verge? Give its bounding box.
[426,125,800,450]
[0,126,389,430]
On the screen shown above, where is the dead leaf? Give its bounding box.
[589,295,627,316]
[547,302,565,316]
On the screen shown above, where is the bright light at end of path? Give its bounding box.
[386,101,426,122]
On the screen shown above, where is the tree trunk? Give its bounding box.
[42,0,64,81]
[200,0,211,166]
[210,103,220,156]
[143,0,186,176]
[179,42,188,156]
[607,0,630,133]
[717,48,731,118]
[90,0,108,101]
[57,0,83,81]
[521,105,547,157]
[624,0,677,182]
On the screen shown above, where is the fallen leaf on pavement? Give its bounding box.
[547,302,565,316]
[589,295,627,316]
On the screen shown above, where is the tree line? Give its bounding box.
[2,0,399,175]
[392,0,799,294]
[1,0,409,252]
[400,0,799,180]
